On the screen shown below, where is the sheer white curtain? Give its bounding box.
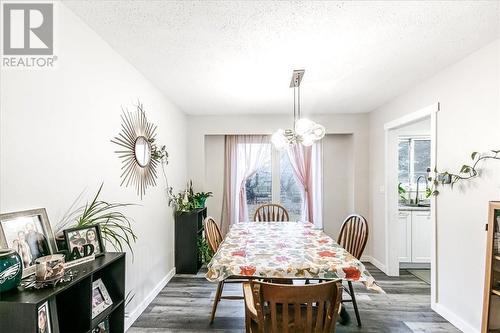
[286,142,323,228]
[222,135,269,234]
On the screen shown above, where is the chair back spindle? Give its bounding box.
[337,214,369,259]
[204,216,223,254]
[254,204,289,222]
[246,280,342,333]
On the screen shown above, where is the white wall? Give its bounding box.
[204,135,225,223]
[323,134,354,239]
[0,3,187,328]
[369,39,500,332]
[189,113,371,252]
[397,117,431,137]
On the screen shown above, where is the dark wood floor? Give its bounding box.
[130,263,460,332]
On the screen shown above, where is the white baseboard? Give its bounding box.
[361,255,388,274]
[363,256,477,333]
[125,267,176,331]
[432,303,479,333]
[360,255,371,262]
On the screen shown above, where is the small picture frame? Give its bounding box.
[0,208,57,278]
[92,278,113,319]
[64,225,105,261]
[38,300,52,333]
[91,317,109,333]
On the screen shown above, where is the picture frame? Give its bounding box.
[91,278,113,319]
[64,224,105,261]
[0,208,57,278]
[37,298,59,333]
[91,317,110,333]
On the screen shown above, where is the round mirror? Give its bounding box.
[134,136,151,167]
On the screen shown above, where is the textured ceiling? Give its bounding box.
[64,1,500,115]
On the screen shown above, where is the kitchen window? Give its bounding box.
[398,137,431,190]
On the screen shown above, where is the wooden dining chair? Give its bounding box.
[204,216,245,324]
[254,203,290,222]
[243,279,343,333]
[204,216,223,254]
[337,214,369,327]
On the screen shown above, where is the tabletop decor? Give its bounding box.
[0,208,57,278]
[35,254,65,282]
[0,248,22,292]
[111,101,161,199]
[63,224,105,261]
[206,222,382,292]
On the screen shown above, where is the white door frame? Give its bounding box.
[383,102,439,306]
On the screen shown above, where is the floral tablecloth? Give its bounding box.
[206,222,383,292]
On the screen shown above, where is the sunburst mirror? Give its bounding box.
[111,103,159,199]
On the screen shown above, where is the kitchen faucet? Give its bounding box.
[415,175,427,205]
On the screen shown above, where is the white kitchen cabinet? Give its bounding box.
[411,211,431,262]
[397,211,412,262]
[398,209,431,264]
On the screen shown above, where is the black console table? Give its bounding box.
[175,207,207,274]
[0,252,125,333]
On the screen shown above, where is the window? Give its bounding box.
[279,151,303,221]
[245,147,272,220]
[244,144,304,221]
[398,137,431,189]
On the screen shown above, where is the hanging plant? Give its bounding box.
[429,150,500,195]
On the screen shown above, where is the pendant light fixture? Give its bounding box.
[271,69,325,149]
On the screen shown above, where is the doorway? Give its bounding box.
[384,103,438,306]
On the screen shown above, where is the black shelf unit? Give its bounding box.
[0,252,125,333]
[175,207,207,274]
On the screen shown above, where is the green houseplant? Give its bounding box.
[57,183,137,256]
[197,235,212,264]
[168,180,213,212]
[193,192,213,208]
[429,149,500,195]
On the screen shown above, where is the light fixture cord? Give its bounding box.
[297,83,301,120]
[293,83,297,127]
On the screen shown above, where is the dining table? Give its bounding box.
[205,221,383,293]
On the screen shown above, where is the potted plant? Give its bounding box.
[168,180,212,212]
[56,184,137,257]
[169,190,195,212]
[193,192,213,209]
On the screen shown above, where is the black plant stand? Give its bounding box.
[175,207,207,274]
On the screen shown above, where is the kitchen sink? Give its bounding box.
[401,203,430,208]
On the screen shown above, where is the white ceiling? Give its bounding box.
[64,1,500,115]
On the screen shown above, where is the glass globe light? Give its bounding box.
[271,129,288,149]
[312,124,326,139]
[301,133,315,146]
[294,118,315,136]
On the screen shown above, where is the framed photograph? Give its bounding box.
[91,278,113,319]
[91,317,109,333]
[0,208,57,278]
[38,301,52,333]
[64,224,105,260]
